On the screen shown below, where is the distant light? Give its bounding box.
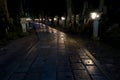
[26,18,32,21]
[43,24,46,27]
[90,12,100,20]
[54,18,57,21]
[60,34,64,37]
[53,29,57,33]
[49,19,52,21]
[43,18,45,21]
[61,17,65,21]
[39,18,42,21]
[96,15,100,18]
[34,18,39,21]
[61,37,64,40]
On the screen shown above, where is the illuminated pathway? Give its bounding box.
[3,24,111,80]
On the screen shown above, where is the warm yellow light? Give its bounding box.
[96,15,100,18]
[91,12,97,19]
[61,37,64,40]
[90,12,100,20]
[54,18,57,21]
[26,18,32,21]
[61,17,65,21]
[34,18,39,21]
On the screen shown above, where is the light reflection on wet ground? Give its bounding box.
[1,23,111,80]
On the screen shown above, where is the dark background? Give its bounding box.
[7,0,120,17]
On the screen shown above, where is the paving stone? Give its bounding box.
[28,66,47,72]
[58,46,65,49]
[58,45,65,48]
[57,59,69,65]
[9,73,26,80]
[25,73,43,80]
[91,75,107,80]
[69,56,81,63]
[57,55,68,60]
[80,55,90,59]
[58,41,64,44]
[31,58,46,68]
[43,60,56,71]
[50,50,58,53]
[71,63,85,70]
[73,70,91,80]
[51,45,57,48]
[14,61,32,73]
[66,51,75,55]
[77,49,86,56]
[40,71,56,80]
[58,47,65,50]
[57,71,74,80]
[68,53,80,57]
[57,59,69,64]
[86,66,102,75]
[15,66,29,72]
[40,45,50,48]
[58,50,66,53]
[82,59,94,65]
[79,53,87,56]
[58,53,67,57]
[32,62,44,68]
[57,65,71,72]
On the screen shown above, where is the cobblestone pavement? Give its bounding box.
[83,39,120,80]
[0,24,113,80]
[0,34,38,80]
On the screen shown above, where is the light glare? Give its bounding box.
[61,17,65,20]
[49,19,52,21]
[34,18,39,21]
[90,12,100,20]
[43,18,45,21]
[54,18,57,21]
[26,18,32,21]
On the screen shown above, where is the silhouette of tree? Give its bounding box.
[0,0,10,38]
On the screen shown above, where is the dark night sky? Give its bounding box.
[27,0,67,16]
[7,0,120,17]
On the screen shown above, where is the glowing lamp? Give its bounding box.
[90,12,100,20]
[61,17,65,21]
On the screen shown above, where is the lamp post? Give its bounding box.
[54,17,57,26]
[90,12,100,40]
[61,16,66,28]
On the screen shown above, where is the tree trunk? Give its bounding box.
[0,0,10,35]
[0,0,10,21]
[66,0,73,30]
[20,0,25,17]
[99,0,104,12]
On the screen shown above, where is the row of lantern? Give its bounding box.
[25,12,101,40]
[26,12,100,22]
[26,16,66,22]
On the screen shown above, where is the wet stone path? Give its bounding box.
[3,26,110,80]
